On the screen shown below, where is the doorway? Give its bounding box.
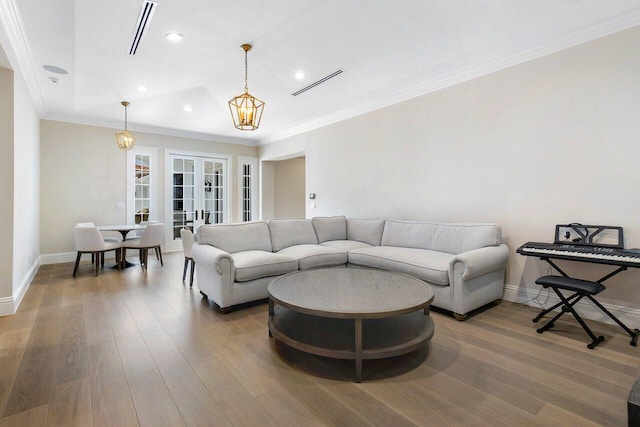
[165,151,230,251]
[262,156,306,220]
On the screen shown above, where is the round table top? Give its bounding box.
[268,267,434,319]
[98,224,146,232]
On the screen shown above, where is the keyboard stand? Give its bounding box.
[533,256,640,348]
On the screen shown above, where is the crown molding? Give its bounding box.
[0,0,46,114]
[41,112,260,147]
[259,9,640,145]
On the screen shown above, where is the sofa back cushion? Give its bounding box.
[268,219,318,252]
[346,218,385,246]
[381,220,501,254]
[312,216,347,243]
[198,221,272,254]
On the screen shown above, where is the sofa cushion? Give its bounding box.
[312,216,347,243]
[346,218,385,246]
[381,220,501,255]
[320,240,373,252]
[268,219,318,252]
[348,246,454,285]
[231,250,298,282]
[278,244,347,270]
[198,221,272,254]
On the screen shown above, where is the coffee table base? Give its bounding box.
[268,304,434,382]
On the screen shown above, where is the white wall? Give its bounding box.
[260,26,640,312]
[0,69,14,304]
[261,161,275,220]
[40,120,258,255]
[12,71,39,296]
[274,157,306,218]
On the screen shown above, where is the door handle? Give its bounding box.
[195,210,198,221]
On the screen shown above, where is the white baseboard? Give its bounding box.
[0,256,40,316]
[503,283,640,329]
[0,297,14,316]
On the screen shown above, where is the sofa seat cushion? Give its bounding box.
[278,244,348,270]
[348,246,453,286]
[231,250,298,282]
[320,240,373,252]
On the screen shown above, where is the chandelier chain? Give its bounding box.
[244,49,249,93]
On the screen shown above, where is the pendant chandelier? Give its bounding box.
[228,44,265,131]
[115,101,136,150]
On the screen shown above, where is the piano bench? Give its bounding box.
[535,275,606,295]
[533,275,607,349]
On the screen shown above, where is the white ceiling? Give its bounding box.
[4,0,640,145]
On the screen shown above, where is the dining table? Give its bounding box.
[98,224,147,268]
[99,224,146,241]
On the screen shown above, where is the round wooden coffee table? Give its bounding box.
[268,267,435,382]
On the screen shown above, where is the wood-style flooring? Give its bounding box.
[0,252,637,426]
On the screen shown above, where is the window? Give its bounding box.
[127,147,156,225]
[134,154,151,223]
[238,156,258,222]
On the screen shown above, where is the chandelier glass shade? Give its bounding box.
[229,44,264,131]
[115,101,136,150]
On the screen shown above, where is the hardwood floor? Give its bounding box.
[0,252,638,426]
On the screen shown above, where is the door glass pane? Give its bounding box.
[172,158,195,240]
[134,154,151,224]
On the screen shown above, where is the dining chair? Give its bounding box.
[77,222,123,242]
[180,228,195,287]
[73,225,122,277]
[77,221,123,265]
[122,223,164,271]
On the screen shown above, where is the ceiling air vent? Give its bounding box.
[129,1,157,55]
[292,70,343,96]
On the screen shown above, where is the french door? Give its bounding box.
[165,151,230,251]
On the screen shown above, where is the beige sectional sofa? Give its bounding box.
[192,216,509,319]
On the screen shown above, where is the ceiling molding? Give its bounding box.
[259,9,640,145]
[41,112,260,147]
[0,0,46,114]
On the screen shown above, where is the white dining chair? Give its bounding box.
[77,221,123,265]
[73,225,122,276]
[122,223,164,271]
[77,222,123,242]
[180,228,195,287]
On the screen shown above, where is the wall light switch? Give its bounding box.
[312,202,317,209]
[116,202,125,210]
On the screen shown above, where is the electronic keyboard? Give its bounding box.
[517,242,640,268]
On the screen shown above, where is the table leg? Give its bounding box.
[268,298,274,337]
[355,318,362,383]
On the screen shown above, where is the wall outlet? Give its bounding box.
[116,202,125,210]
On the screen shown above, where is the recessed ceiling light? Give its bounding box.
[137,86,148,92]
[294,71,306,80]
[183,105,193,112]
[42,65,68,75]
[165,32,184,42]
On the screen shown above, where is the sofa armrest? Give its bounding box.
[449,244,509,281]
[191,244,235,309]
[192,244,234,274]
